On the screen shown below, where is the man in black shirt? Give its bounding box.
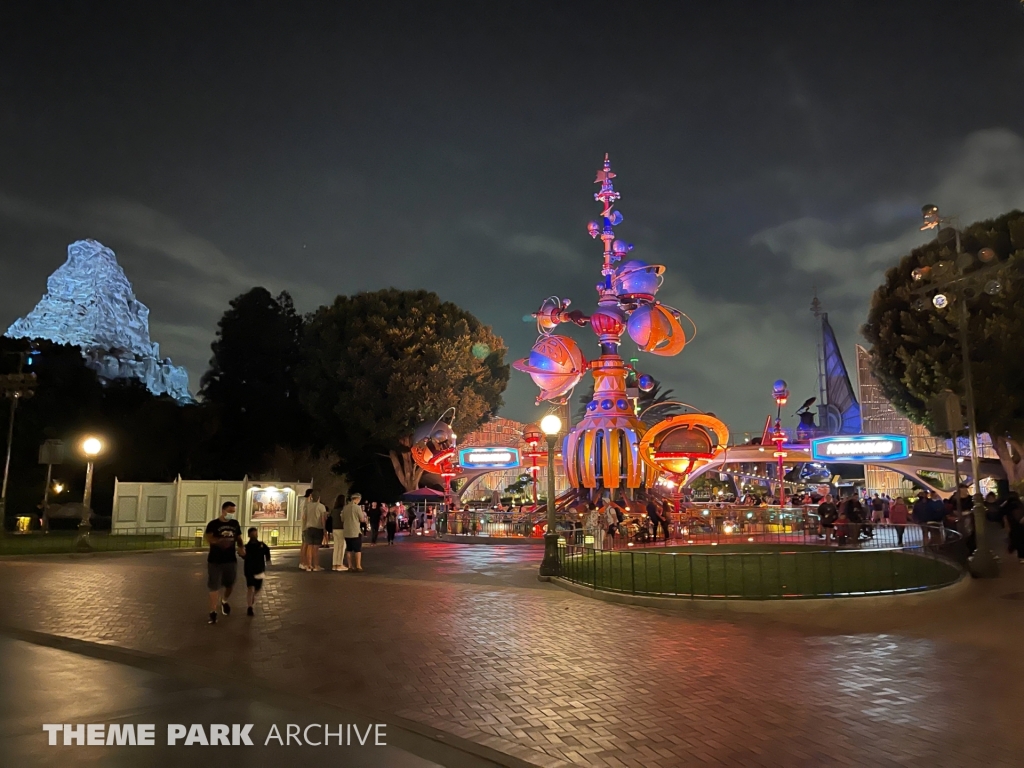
[205,501,244,625]
[817,494,838,546]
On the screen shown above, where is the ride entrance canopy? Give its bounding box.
[514,156,728,495]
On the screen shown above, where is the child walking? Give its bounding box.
[243,527,272,616]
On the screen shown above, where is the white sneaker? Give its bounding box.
[338,566,349,571]
[299,564,310,571]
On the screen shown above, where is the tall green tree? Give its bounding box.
[298,289,509,492]
[862,210,1024,483]
[199,288,306,477]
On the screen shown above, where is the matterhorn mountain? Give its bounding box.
[6,239,194,403]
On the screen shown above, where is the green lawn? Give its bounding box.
[0,533,200,556]
[560,544,961,599]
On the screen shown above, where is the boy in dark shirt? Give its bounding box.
[243,527,272,616]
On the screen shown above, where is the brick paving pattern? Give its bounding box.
[2,541,1023,767]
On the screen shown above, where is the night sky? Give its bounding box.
[2,1,1023,434]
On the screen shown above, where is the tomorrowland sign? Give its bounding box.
[810,434,910,463]
[457,447,521,470]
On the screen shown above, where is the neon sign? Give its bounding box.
[810,434,910,462]
[457,447,521,470]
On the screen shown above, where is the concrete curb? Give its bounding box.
[550,570,971,614]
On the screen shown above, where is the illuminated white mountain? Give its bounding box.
[6,239,193,403]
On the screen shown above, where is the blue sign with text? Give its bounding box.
[810,434,910,462]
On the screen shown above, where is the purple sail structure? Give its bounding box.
[821,314,860,435]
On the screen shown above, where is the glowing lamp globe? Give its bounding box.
[82,436,103,457]
[540,414,562,436]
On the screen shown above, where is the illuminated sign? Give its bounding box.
[810,434,910,462]
[457,446,521,470]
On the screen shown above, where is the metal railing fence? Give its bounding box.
[557,532,965,600]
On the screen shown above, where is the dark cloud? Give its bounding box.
[1,1,1023,434]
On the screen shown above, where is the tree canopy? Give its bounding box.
[199,288,307,477]
[298,288,509,491]
[862,210,1024,481]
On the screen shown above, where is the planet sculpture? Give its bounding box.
[515,155,699,493]
[512,334,586,404]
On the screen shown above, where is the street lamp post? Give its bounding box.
[538,413,562,579]
[0,351,37,526]
[79,436,104,536]
[771,381,790,508]
[914,204,1004,577]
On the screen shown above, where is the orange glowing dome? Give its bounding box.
[639,413,729,480]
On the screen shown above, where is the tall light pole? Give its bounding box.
[771,380,790,507]
[538,413,562,578]
[0,351,37,524]
[914,204,1004,577]
[79,436,104,536]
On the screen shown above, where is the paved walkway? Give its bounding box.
[2,537,1024,767]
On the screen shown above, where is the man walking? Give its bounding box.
[205,501,244,624]
[341,492,367,572]
[330,494,348,571]
[367,501,383,545]
[300,489,327,571]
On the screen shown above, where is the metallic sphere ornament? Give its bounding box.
[613,259,665,300]
[637,373,655,392]
[512,334,586,403]
[985,279,1002,295]
[978,247,997,263]
[932,293,949,309]
[587,221,601,238]
[772,380,789,406]
[611,240,632,258]
[626,303,686,356]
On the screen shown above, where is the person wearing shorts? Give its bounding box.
[243,527,272,616]
[341,493,367,572]
[299,490,327,571]
[205,501,244,624]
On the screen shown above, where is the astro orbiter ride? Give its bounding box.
[515,156,725,496]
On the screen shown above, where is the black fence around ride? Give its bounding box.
[561,506,966,554]
[557,530,966,600]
